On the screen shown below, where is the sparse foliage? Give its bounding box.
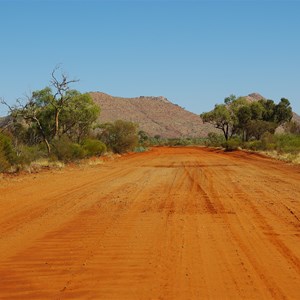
[1,68,100,156]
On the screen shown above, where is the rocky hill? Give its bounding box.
[293,112,300,123]
[243,93,266,102]
[90,92,216,138]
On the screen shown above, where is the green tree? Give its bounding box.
[259,99,276,122]
[247,120,277,140]
[2,69,100,154]
[59,92,100,142]
[237,105,252,141]
[250,101,264,120]
[274,98,293,125]
[224,94,237,105]
[201,104,232,140]
[202,95,294,143]
[201,96,248,140]
[8,96,52,154]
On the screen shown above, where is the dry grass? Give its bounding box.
[20,159,65,173]
[261,150,300,164]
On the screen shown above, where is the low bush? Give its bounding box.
[0,132,17,171]
[146,137,206,147]
[52,137,107,162]
[222,138,242,151]
[260,132,276,151]
[205,133,226,147]
[0,149,10,172]
[138,130,150,147]
[274,134,300,154]
[17,144,47,166]
[242,133,300,155]
[244,140,263,151]
[82,139,107,157]
[99,120,138,154]
[148,136,167,146]
[134,146,148,153]
[52,136,85,162]
[165,138,190,146]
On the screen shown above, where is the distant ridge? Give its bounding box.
[90,92,217,138]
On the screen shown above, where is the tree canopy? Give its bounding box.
[2,68,100,154]
[201,95,293,141]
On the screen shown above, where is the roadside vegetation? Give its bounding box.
[0,69,140,173]
[1,71,300,172]
[201,95,300,163]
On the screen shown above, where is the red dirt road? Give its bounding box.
[0,147,300,299]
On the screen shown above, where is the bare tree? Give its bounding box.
[49,66,79,138]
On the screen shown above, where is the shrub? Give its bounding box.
[52,136,85,162]
[274,134,300,154]
[205,132,226,147]
[0,149,10,172]
[260,132,276,151]
[243,133,300,154]
[17,144,47,166]
[0,132,17,171]
[82,139,106,157]
[163,138,190,146]
[244,140,263,151]
[148,136,167,146]
[222,138,242,151]
[99,120,138,154]
[138,130,150,147]
[134,146,147,153]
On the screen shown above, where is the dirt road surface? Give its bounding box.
[1,147,300,299]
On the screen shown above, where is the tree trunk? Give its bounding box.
[54,109,60,138]
[225,124,229,141]
[44,138,51,155]
[34,117,51,155]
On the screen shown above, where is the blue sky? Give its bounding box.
[1,0,300,116]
